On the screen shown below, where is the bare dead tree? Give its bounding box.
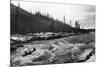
[70,20,72,27]
[75,20,80,29]
[15,0,20,33]
[63,16,66,32]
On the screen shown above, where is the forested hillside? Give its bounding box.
[11,4,73,34]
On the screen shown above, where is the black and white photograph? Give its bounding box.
[10,0,95,67]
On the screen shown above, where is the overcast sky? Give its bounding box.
[11,0,95,29]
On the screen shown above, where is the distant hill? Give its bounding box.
[10,4,95,34]
[11,4,73,34]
